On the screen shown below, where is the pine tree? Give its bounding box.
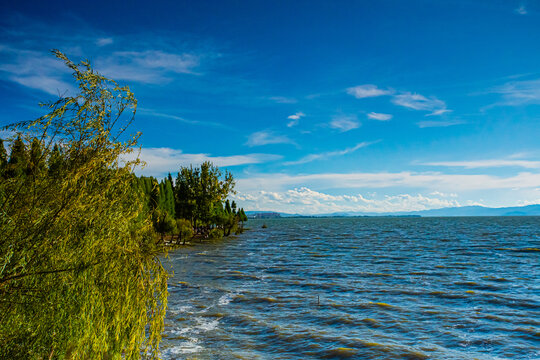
[150,178,159,211]
[27,138,46,176]
[47,144,63,177]
[6,135,27,178]
[164,177,175,218]
[0,139,7,176]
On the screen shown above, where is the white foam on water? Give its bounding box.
[195,317,219,332]
[168,305,194,315]
[167,327,192,336]
[161,342,203,356]
[218,293,233,306]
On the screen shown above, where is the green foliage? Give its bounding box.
[152,209,176,241]
[135,162,243,241]
[159,177,175,218]
[175,218,193,245]
[0,139,7,173]
[208,228,224,239]
[6,135,27,178]
[27,137,46,177]
[174,161,235,236]
[0,51,168,359]
[47,143,64,178]
[239,208,248,222]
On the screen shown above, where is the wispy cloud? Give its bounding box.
[284,141,377,165]
[138,108,229,128]
[124,147,282,177]
[422,159,540,169]
[425,108,452,116]
[0,46,75,95]
[346,84,393,98]
[367,112,392,121]
[515,4,527,15]
[329,114,360,132]
[392,92,448,115]
[287,112,305,127]
[96,50,200,84]
[491,78,540,106]
[245,130,295,147]
[269,96,297,104]
[416,120,464,128]
[96,37,114,46]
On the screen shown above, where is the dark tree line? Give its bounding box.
[1,137,248,245]
[134,161,248,244]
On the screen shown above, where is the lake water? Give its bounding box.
[160,217,540,359]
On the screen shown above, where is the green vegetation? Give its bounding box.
[0,51,170,359]
[135,162,248,244]
[0,50,247,359]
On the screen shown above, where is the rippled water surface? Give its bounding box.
[161,217,540,359]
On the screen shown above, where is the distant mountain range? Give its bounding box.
[246,204,540,218]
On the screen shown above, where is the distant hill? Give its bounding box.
[246,204,540,218]
[410,204,540,217]
[245,211,283,219]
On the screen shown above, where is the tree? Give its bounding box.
[47,143,64,178]
[6,134,27,178]
[0,139,7,176]
[174,161,235,236]
[0,51,167,359]
[27,137,46,177]
[238,208,248,232]
[175,218,193,245]
[153,209,176,242]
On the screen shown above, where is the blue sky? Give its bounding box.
[1,0,540,214]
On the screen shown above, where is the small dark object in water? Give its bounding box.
[262,224,268,228]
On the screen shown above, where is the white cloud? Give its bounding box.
[269,96,297,104]
[423,159,540,169]
[9,75,74,96]
[0,46,75,95]
[284,141,376,165]
[124,147,282,177]
[233,187,460,214]
[392,92,448,114]
[116,50,199,74]
[286,112,305,127]
[425,109,452,116]
[515,4,527,15]
[367,112,392,121]
[429,191,458,198]
[138,108,229,128]
[95,50,200,84]
[417,120,464,128]
[329,115,360,132]
[235,171,540,193]
[491,78,540,106]
[245,130,295,147]
[346,84,393,98]
[96,37,114,46]
[287,112,305,120]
